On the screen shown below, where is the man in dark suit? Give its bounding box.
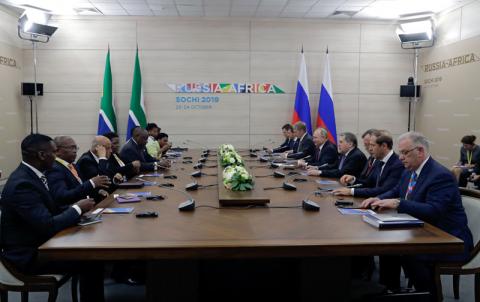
[77,136,112,179]
[286,122,315,160]
[307,132,366,178]
[0,134,104,301]
[333,133,404,198]
[120,127,170,172]
[272,124,296,153]
[102,132,140,179]
[362,132,474,298]
[46,136,110,205]
[359,129,378,179]
[298,127,337,169]
[77,136,124,192]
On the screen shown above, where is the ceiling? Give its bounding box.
[0,0,473,20]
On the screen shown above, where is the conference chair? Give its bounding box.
[434,188,480,301]
[0,210,78,302]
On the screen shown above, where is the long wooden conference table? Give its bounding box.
[39,149,464,301]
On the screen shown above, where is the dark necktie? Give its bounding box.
[338,155,346,170]
[365,157,375,176]
[375,161,386,187]
[316,147,321,161]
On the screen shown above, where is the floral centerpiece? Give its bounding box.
[223,165,253,191]
[218,144,244,167]
[218,144,253,191]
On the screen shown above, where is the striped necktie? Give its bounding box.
[40,175,49,190]
[405,172,417,200]
[114,154,126,167]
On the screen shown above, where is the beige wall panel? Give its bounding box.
[460,0,480,41]
[251,20,360,52]
[417,34,480,167]
[0,9,23,48]
[250,134,286,149]
[359,53,413,94]
[141,50,250,92]
[0,41,25,178]
[250,93,295,134]
[360,24,408,54]
[32,93,102,135]
[145,93,250,135]
[36,20,137,50]
[137,19,250,51]
[14,16,427,176]
[250,51,359,94]
[250,52,299,94]
[358,94,409,135]
[172,134,250,149]
[435,8,461,47]
[22,49,135,93]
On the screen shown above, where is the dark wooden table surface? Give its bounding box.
[39,149,464,261]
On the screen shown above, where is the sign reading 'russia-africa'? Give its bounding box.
[168,83,285,94]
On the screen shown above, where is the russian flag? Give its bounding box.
[292,49,313,135]
[316,49,337,144]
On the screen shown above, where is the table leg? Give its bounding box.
[300,257,351,302]
[146,260,199,302]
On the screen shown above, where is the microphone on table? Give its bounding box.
[254,170,286,178]
[300,190,321,211]
[157,184,196,212]
[190,170,218,178]
[185,182,218,191]
[198,156,217,163]
[262,173,308,191]
[171,167,218,191]
[193,162,217,169]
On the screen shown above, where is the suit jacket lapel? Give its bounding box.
[378,155,392,183]
[22,164,57,212]
[134,140,146,162]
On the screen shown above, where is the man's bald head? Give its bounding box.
[132,127,149,147]
[91,136,112,158]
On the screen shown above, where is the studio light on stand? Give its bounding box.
[18,10,57,133]
[396,16,434,131]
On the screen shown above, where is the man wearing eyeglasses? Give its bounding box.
[361,132,473,298]
[46,136,111,205]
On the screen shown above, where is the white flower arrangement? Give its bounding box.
[223,165,253,191]
[218,144,235,157]
[219,144,244,167]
